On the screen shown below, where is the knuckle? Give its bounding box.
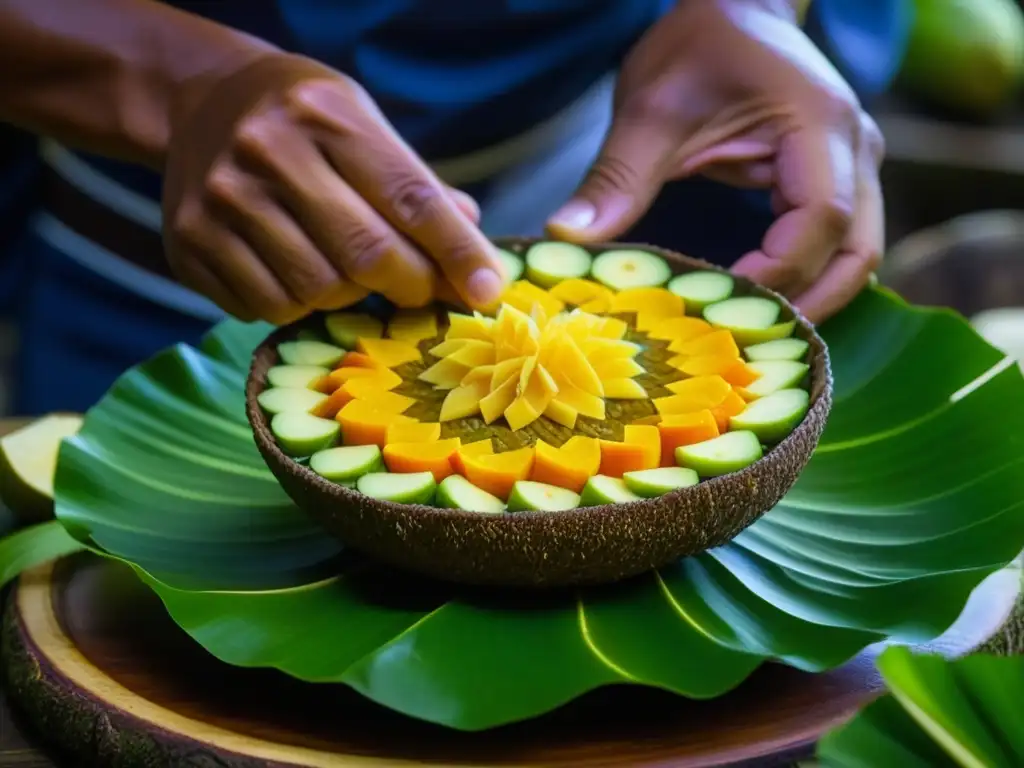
[167,203,209,252]
[343,226,399,281]
[233,115,278,158]
[585,155,640,196]
[815,199,855,240]
[385,175,446,229]
[619,86,680,126]
[819,93,860,128]
[204,164,247,209]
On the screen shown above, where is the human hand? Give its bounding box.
[163,53,505,324]
[547,0,884,323]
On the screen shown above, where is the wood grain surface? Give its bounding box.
[0,553,1017,768]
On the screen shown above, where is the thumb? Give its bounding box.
[547,112,677,242]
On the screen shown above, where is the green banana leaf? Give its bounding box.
[817,646,1024,767]
[5,285,1022,731]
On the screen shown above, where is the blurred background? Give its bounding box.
[4,0,1024,415]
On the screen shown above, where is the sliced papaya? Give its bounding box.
[356,338,422,368]
[531,437,600,493]
[709,389,748,431]
[460,446,536,500]
[336,400,415,447]
[383,438,462,482]
[386,421,441,444]
[622,424,662,469]
[669,329,740,358]
[657,410,720,466]
[646,316,713,342]
[450,439,494,475]
[668,353,742,377]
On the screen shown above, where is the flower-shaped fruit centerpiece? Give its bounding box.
[246,239,831,586]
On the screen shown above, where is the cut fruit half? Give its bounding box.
[356,471,437,505]
[729,388,810,442]
[667,271,734,311]
[704,297,796,347]
[496,248,525,282]
[0,414,83,523]
[622,466,699,497]
[743,338,809,362]
[507,480,581,512]
[579,475,643,506]
[325,313,385,349]
[743,360,810,398]
[591,249,671,290]
[257,387,328,415]
[436,475,505,513]
[524,242,593,287]
[309,444,383,482]
[277,340,346,368]
[270,412,340,456]
[266,365,330,390]
[675,431,763,477]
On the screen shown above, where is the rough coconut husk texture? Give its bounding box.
[246,239,833,588]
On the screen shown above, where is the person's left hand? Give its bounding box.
[547,0,884,324]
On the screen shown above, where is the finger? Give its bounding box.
[792,129,884,323]
[234,123,438,308]
[447,186,481,224]
[546,108,679,242]
[200,227,304,326]
[731,125,857,297]
[291,84,505,309]
[174,255,257,323]
[205,163,363,311]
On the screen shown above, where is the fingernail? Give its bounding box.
[467,268,504,306]
[549,200,596,232]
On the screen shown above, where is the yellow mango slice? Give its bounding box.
[646,316,713,342]
[386,421,441,444]
[418,358,471,389]
[602,379,648,399]
[356,389,416,415]
[610,287,684,317]
[446,339,496,368]
[387,309,438,345]
[480,375,519,424]
[356,338,422,368]
[591,357,645,380]
[429,338,471,358]
[554,384,605,420]
[544,399,578,429]
[439,378,490,421]
[669,329,740,358]
[447,313,494,341]
[548,278,613,306]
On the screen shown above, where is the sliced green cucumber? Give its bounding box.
[270,412,340,456]
[591,249,671,290]
[506,480,581,512]
[744,360,810,398]
[266,364,330,390]
[436,475,506,513]
[703,296,795,346]
[257,387,327,415]
[744,338,809,362]
[277,340,346,367]
[524,242,593,288]
[675,431,763,477]
[622,466,699,497]
[667,271,734,312]
[579,475,643,506]
[324,312,384,349]
[356,471,437,505]
[309,445,383,482]
[496,248,525,282]
[729,388,810,442]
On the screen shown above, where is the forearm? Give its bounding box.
[0,0,274,169]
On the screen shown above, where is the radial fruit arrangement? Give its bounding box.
[255,242,813,513]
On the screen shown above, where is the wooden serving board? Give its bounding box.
[2,554,1019,768]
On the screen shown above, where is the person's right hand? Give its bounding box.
[162,53,507,325]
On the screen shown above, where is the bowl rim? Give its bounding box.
[245,238,833,524]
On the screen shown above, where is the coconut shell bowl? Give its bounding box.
[245,238,832,588]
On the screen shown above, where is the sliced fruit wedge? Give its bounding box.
[530,437,600,494]
[675,430,763,477]
[591,249,671,290]
[356,338,422,368]
[257,387,328,415]
[524,242,593,287]
[579,475,643,506]
[387,309,438,345]
[270,412,340,456]
[383,438,462,482]
[386,421,441,444]
[309,444,383,483]
[356,471,437,505]
[436,474,506,513]
[0,414,83,523]
[704,297,797,346]
[742,360,810,398]
[460,446,535,500]
[507,480,581,512]
[622,466,699,497]
[667,270,734,311]
[266,365,330,390]
[277,340,346,368]
[325,313,384,349]
[658,410,720,467]
[744,338,810,362]
[496,248,525,282]
[729,388,810,442]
